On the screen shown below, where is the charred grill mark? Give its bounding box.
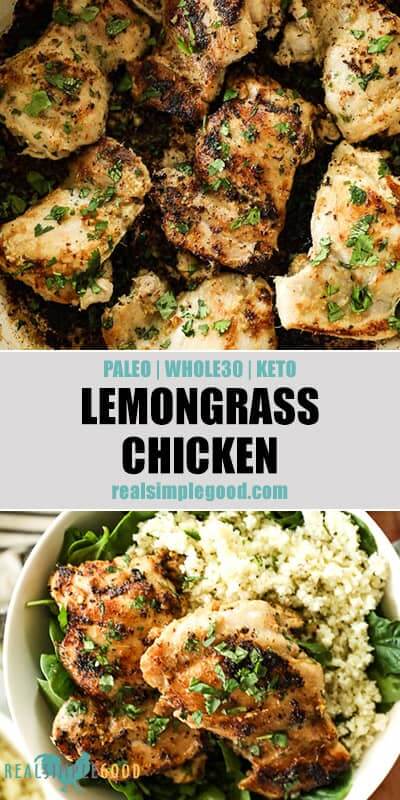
[203,130,223,157]
[185,0,209,52]
[290,698,306,725]
[213,0,243,26]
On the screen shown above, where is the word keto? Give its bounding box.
[103,359,297,379]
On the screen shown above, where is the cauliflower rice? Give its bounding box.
[0,739,43,800]
[133,509,389,762]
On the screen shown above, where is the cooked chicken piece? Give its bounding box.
[174,251,215,286]
[132,0,162,21]
[49,551,184,698]
[141,600,351,799]
[102,271,277,349]
[131,0,283,123]
[0,277,49,349]
[155,76,316,268]
[0,138,151,308]
[276,141,400,341]
[277,0,400,142]
[53,693,202,780]
[0,0,149,159]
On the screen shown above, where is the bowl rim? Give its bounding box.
[3,509,400,800]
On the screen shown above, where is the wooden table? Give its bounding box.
[369,513,399,799]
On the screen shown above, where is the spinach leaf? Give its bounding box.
[369,668,400,705]
[268,512,304,530]
[350,514,377,555]
[197,788,225,800]
[218,743,250,800]
[38,653,74,711]
[368,611,400,675]
[109,781,144,800]
[49,617,64,650]
[104,511,155,559]
[59,512,155,565]
[58,527,89,562]
[297,640,331,666]
[60,527,110,565]
[300,768,352,799]
[26,598,58,613]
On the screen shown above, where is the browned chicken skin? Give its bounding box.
[49,552,184,698]
[0,137,151,308]
[0,0,149,159]
[141,600,351,799]
[52,693,202,781]
[131,0,283,123]
[154,76,316,268]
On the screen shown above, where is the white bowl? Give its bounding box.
[4,510,400,800]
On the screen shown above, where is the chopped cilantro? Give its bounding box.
[327,302,344,323]
[66,700,87,715]
[368,35,394,54]
[182,318,195,337]
[213,319,231,335]
[175,161,193,176]
[44,205,69,223]
[310,236,331,266]
[242,123,258,143]
[357,65,382,91]
[346,214,376,246]
[99,674,114,693]
[106,16,131,37]
[275,121,297,142]
[378,158,390,178]
[24,91,52,117]
[325,283,339,297]
[147,716,170,746]
[204,623,217,647]
[223,88,238,102]
[185,529,201,541]
[45,63,82,97]
[156,291,177,320]
[349,184,366,205]
[80,5,100,22]
[351,285,373,313]
[108,159,123,183]
[230,207,261,229]
[208,158,225,176]
[34,223,54,237]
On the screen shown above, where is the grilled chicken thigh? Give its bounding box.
[53,693,202,780]
[131,0,283,123]
[141,600,350,799]
[0,0,149,159]
[155,76,315,268]
[0,277,50,349]
[0,138,150,308]
[276,141,400,340]
[102,271,277,349]
[49,551,183,698]
[277,0,400,142]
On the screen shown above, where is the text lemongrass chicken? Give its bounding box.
[27,510,400,800]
